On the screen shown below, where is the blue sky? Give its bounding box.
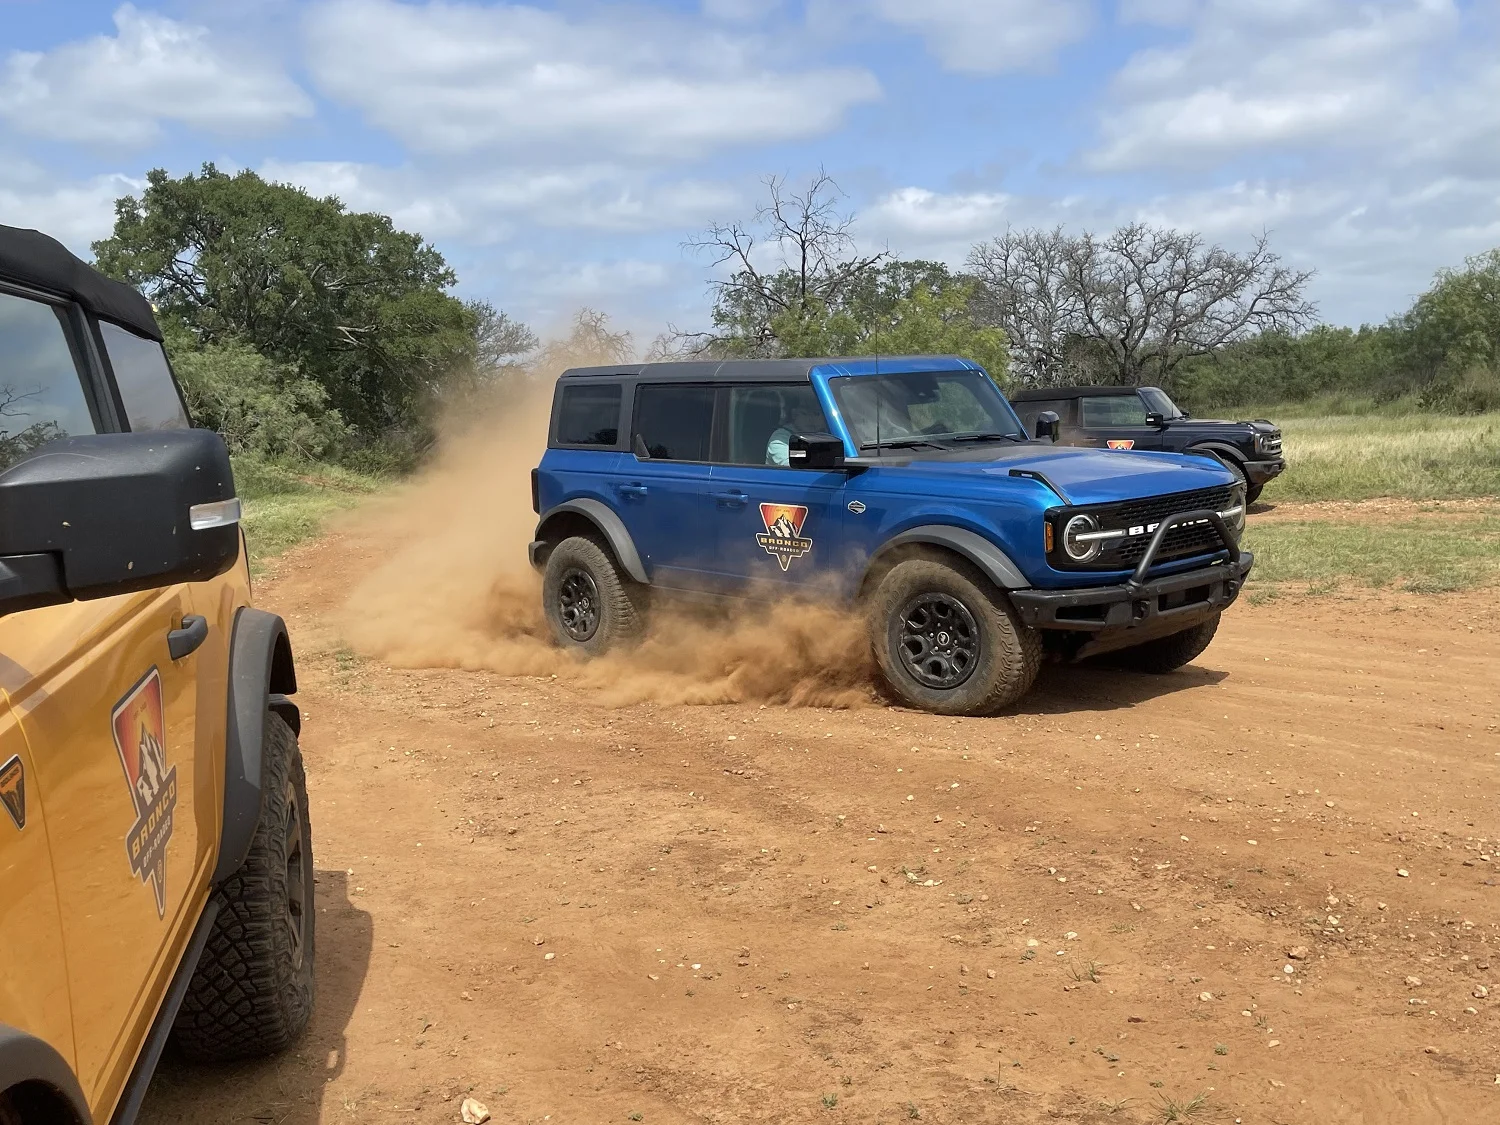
[3,0,1499,346]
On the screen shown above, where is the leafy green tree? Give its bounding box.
[94,164,475,436]
[1401,248,1500,376]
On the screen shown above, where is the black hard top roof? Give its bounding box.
[1009,385,1147,401]
[0,224,162,341]
[558,356,978,382]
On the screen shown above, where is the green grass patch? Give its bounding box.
[234,456,383,569]
[1261,412,1500,501]
[1245,515,1500,593]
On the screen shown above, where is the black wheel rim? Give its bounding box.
[894,592,981,689]
[284,780,309,972]
[557,567,601,641]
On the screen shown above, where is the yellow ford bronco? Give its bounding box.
[0,225,313,1123]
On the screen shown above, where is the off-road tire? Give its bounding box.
[171,713,314,1061]
[1115,614,1221,674]
[1245,482,1264,505]
[542,535,647,656]
[870,556,1042,716]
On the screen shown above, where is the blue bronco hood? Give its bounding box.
[887,443,1237,506]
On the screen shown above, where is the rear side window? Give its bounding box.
[0,290,96,470]
[1080,394,1148,427]
[556,383,621,446]
[99,320,189,431]
[634,383,713,461]
[1012,397,1068,434]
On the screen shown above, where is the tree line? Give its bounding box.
[93,165,1499,470]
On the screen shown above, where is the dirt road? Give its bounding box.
[142,526,1500,1125]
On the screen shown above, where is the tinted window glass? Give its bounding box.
[1139,387,1186,419]
[829,370,1023,450]
[634,384,713,461]
[99,320,189,430]
[725,383,828,466]
[1011,398,1068,435]
[0,291,95,470]
[1080,394,1148,427]
[556,383,621,446]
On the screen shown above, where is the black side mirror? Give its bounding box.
[1034,410,1061,443]
[1144,411,1167,428]
[788,431,846,470]
[0,430,241,616]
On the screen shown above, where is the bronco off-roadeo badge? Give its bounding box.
[112,668,178,918]
[0,754,24,830]
[756,503,814,571]
[1107,439,1135,450]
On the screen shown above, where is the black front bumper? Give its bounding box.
[1011,506,1252,659]
[1244,457,1284,485]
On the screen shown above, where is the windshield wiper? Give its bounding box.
[945,431,1026,444]
[859,438,951,452]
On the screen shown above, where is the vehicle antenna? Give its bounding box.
[875,353,882,458]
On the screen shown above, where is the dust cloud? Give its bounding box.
[337,339,874,709]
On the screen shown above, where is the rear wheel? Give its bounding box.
[172,713,314,1061]
[869,556,1041,716]
[542,536,647,656]
[1114,614,1221,674]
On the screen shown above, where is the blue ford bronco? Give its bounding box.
[528,357,1252,716]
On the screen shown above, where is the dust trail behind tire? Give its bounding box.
[336,365,874,709]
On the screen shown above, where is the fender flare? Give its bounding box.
[1185,441,1246,472]
[0,1023,91,1124]
[212,607,298,886]
[533,498,648,584]
[864,524,1030,592]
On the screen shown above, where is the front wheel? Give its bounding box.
[542,536,647,656]
[1114,614,1221,674]
[172,713,314,1061]
[869,556,1042,716]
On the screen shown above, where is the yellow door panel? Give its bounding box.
[2,590,207,1113]
[0,688,75,1071]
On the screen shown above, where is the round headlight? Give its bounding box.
[1062,513,1101,562]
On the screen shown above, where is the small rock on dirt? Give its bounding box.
[1287,946,1309,960]
[461,1097,490,1124]
[1397,869,1410,878]
[1406,976,1423,987]
[1199,991,1214,1002]
[1474,985,1489,998]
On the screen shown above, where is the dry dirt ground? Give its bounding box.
[142,523,1500,1125]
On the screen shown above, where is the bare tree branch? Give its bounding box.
[968,223,1316,386]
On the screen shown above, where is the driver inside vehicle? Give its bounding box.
[766,396,832,466]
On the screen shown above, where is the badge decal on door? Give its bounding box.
[1107,439,1135,450]
[756,503,814,571]
[111,668,178,919]
[0,755,24,830]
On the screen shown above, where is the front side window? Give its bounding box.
[724,383,828,466]
[634,383,713,461]
[99,320,189,431]
[1139,387,1186,419]
[829,370,1024,451]
[1080,394,1148,427]
[556,383,621,446]
[0,291,96,470]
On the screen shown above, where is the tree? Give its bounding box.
[1401,248,1500,377]
[684,170,888,357]
[535,308,634,374]
[93,164,477,436]
[967,223,1316,387]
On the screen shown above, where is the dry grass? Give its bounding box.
[1263,413,1500,501]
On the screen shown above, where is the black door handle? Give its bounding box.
[167,615,209,660]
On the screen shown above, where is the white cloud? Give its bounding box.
[1092,0,1465,169]
[864,0,1094,72]
[0,4,311,146]
[864,187,1015,241]
[303,0,880,159]
[258,159,742,242]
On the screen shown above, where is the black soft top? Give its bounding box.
[1009,385,1146,401]
[560,359,823,382]
[0,224,162,341]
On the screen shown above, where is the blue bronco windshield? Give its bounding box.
[828,369,1026,450]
